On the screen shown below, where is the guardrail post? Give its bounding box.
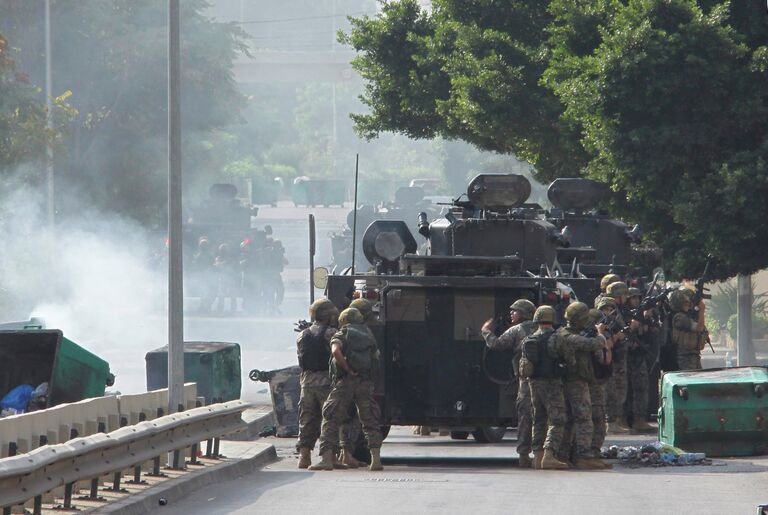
[148,408,167,477]
[170,405,185,470]
[33,495,42,515]
[188,400,203,466]
[2,444,17,515]
[129,413,148,485]
[109,417,129,492]
[60,428,79,509]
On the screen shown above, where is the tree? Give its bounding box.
[343,0,768,280]
[0,33,67,176]
[0,0,248,224]
[341,0,587,183]
[547,0,768,279]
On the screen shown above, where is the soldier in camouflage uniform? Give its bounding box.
[587,305,614,468]
[520,306,572,470]
[604,281,632,434]
[594,273,622,309]
[625,287,653,432]
[670,289,707,370]
[556,302,611,470]
[310,308,384,472]
[481,299,537,467]
[336,298,378,468]
[295,298,339,469]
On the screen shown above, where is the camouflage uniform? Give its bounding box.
[318,323,383,456]
[673,313,704,370]
[557,327,607,461]
[528,327,573,453]
[296,323,336,451]
[606,308,628,423]
[588,380,608,456]
[482,319,536,456]
[627,338,650,424]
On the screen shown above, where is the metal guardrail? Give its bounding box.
[0,400,249,511]
[0,383,200,458]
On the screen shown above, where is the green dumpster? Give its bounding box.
[145,342,241,404]
[292,178,346,207]
[249,177,280,206]
[658,367,768,456]
[0,329,113,408]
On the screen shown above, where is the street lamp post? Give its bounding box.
[167,0,185,427]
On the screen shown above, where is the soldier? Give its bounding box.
[604,281,635,434]
[310,308,384,472]
[625,287,653,433]
[595,273,622,307]
[295,298,339,469]
[556,302,612,469]
[669,289,707,370]
[586,305,614,468]
[519,305,572,470]
[338,298,378,468]
[481,299,537,467]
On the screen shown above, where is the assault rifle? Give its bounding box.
[692,255,713,306]
[689,255,715,353]
[294,319,311,332]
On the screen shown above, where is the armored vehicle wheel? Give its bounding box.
[450,431,469,440]
[472,426,506,443]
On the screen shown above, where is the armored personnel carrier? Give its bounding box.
[546,178,644,292]
[328,186,443,273]
[319,174,594,449]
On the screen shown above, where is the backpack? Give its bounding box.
[521,331,565,379]
[342,324,377,375]
[297,326,330,372]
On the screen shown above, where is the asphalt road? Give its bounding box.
[153,427,768,515]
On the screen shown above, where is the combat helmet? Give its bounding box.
[596,296,617,311]
[309,298,339,323]
[564,302,590,329]
[510,299,536,320]
[600,273,622,292]
[349,298,373,321]
[338,307,364,326]
[668,289,691,313]
[627,287,642,298]
[533,305,556,324]
[606,282,629,298]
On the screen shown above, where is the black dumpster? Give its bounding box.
[145,342,241,404]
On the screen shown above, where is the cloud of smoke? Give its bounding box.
[0,176,167,394]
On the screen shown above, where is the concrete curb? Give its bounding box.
[96,442,277,515]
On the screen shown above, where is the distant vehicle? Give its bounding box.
[408,178,445,195]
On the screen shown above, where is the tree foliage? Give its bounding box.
[343,0,768,280]
[0,0,248,224]
[0,33,70,176]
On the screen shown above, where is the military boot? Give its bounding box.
[297,447,311,469]
[540,449,569,470]
[595,458,613,469]
[632,418,653,433]
[532,450,544,470]
[607,420,630,434]
[518,454,533,468]
[369,448,384,471]
[574,457,605,470]
[308,451,334,471]
[340,448,362,469]
[617,417,632,432]
[332,451,349,470]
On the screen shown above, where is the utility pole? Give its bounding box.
[167,0,185,423]
[736,274,756,366]
[45,0,54,232]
